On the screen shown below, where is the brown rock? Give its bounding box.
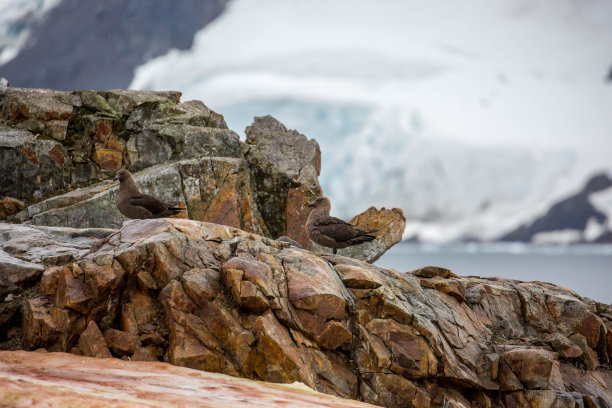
[78,321,112,358]
[104,329,140,356]
[254,311,307,384]
[419,276,466,302]
[181,268,221,304]
[549,333,583,359]
[411,265,457,278]
[238,280,270,312]
[316,321,352,349]
[243,115,322,243]
[55,266,93,314]
[7,218,612,407]
[334,263,383,289]
[575,313,602,350]
[501,348,564,390]
[569,333,599,370]
[284,250,347,323]
[336,206,406,263]
[22,297,58,350]
[131,346,161,362]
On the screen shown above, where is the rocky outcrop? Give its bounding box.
[0,87,240,203]
[4,218,610,408]
[0,350,374,408]
[1,86,403,262]
[243,115,323,246]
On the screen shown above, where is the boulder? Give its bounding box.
[243,115,322,245]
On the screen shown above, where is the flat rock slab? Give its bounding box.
[0,350,375,408]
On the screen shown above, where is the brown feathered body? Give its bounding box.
[306,197,377,253]
[114,170,182,219]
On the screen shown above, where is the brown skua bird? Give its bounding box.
[306,196,377,254]
[114,169,182,219]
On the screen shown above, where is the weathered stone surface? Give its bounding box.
[0,249,44,297]
[549,333,583,359]
[125,98,240,171]
[103,329,140,356]
[337,207,406,263]
[0,124,71,201]
[0,350,377,408]
[3,218,611,407]
[243,115,322,245]
[411,265,457,278]
[500,348,565,390]
[418,276,466,303]
[78,321,112,358]
[0,87,237,207]
[569,333,599,370]
[15,158,268,235]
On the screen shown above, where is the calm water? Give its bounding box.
[375,243,612,304]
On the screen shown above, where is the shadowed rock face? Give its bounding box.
[3,218,610,408]
[0,350,376,408]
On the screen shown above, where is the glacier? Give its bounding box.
[130,0,612,243]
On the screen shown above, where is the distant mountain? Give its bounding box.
[0,0,227,90]
[501,173,612,244]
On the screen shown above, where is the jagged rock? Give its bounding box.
[569,333,599,370]
[243,115,322,245]
[124,98,241,171]
[500,348,565,390]
[0,350,376,408]
[0,124,71,201]
[336,207,406,263]
[0,88,238,204]
[548,333,583,359]
[78,321,112,358]
[310,206,406,263]
[5,218,610,407]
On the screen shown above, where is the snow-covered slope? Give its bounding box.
[0,0,60,65]
[130,0,612,243]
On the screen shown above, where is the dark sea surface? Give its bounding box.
[375,243,612,304]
